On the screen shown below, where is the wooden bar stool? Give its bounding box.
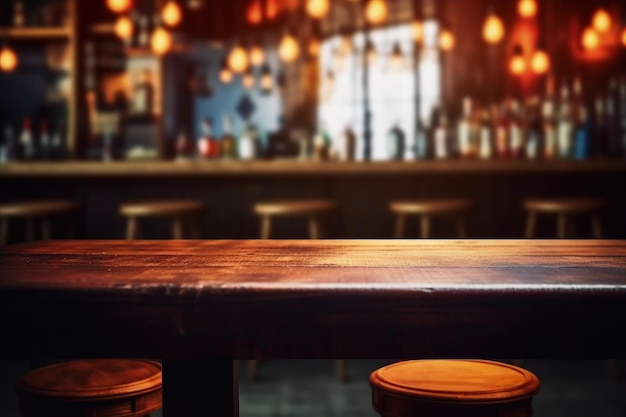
[390,199,471,238]
[16,359,162,417]
[0,200,78,245]
[251,199,344,382]
[370,360,540,417]
[523,198,604,238]
[119,200,205,239]
[253,199,335,239]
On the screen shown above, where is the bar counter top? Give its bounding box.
[1,158,625,177]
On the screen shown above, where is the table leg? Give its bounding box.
[163,360,238,417]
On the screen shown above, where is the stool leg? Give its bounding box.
[394,214,405,238]
[456,216,467,238]
[172,217,184,239]
[25,219,35,242]
[309,216,320,239]
[0,217,8,245]
[41,219,51,241]
[248,360,259,382]
[420,215,431,239]
[557,214,567,239]
[126,217,139,240]
[592,214,603,239]
[524,212,536,238]
[260,215,271,239]
[335,359,348,382]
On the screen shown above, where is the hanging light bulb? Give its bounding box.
[219,58,233,84]
[107,0,133,13]
[246,0,263,25]
[622,27,626,47]
[279,31,300,63]
[412,21,423,43]
[228,43,249,73]
[308,38,321,57]
[438,29,455,51]
[187,0,203,10]
[510,44,526,75]
[582,27,600,50]
[389,42,404,72]
[365,38,377,66]
[161,1,183,27]
[260,64,273,93]
[517,0,537,18]
[483,13,505,44]
[306,0,330,19]
[365,0,387,25]
[0,45,18,72]
[250,43,265,67]
[531,50,550,74]
[151,27,173,55]
[242,67,254,90]
[266,0,279,20]
[592,8,611,33]
[114,15,133,40]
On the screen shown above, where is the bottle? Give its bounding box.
[508,99,524,159]
[434,110,449,159]
[197,118,219,159]
[542,78,557,159]
[239,122,258,160]
[39,120,51,160]
[386,123,405,161]
[557,79,573,158]
[457,97,473,159]
[341,126,357,162]
[19,117,35,160]
[493,103,509,159]
[571,75,585,126]
[175,128,193,161]
[50,127,66,160]
[524,99,541,160]
[478,109,493,160]
[573,104,592,160]
[1,125,15,163]
[313,123,331,161]
[220,115,237,159]
[414,119,428,160]
[132,69,154,115]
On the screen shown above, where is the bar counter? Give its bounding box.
[1,159,625,240]
[1,239,625,417]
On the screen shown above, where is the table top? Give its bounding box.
[1,240,625,359]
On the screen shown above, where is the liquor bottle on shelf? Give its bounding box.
[456,97,474,159]
[604,77,620,158]
[19,117,35,160]
[592,96,607,158]
[339,126,356,162]
[312,122,331,161]
[573,104,591,160]
[239,122,258,160]
[557,79,573,159]
[414,119,428,160]
[50,126,67,160]
[493,103,509,159]
[386,122,405,161]
[197,118,220,159]
[524,99,541,160]
[433,109,449,160]
[175,128,194,161]
[39,120,51,160]
[478,108,493,160]
[132,68,154,116]
[571,76,585,125]
[508,99,524,159]
[1,125,14,163]
[542,77,557,159]
[220,115,237,159]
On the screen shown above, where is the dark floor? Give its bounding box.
[2,360,626,417]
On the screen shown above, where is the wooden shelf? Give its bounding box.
[0,26,72,40]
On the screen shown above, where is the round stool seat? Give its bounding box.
[253,200,335,216]
[17,359,162,417]
[523,198,604,213]
[119,200,204,217]
[390,199,471,215]
[0,200,78,218]
[370,360,540,417]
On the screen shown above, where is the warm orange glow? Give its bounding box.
[365,0,388,25]
[412,21,423,43]
[266,0,279,20]
[260,66,273,91]
[622,28,626,47]
[530,50,549,74]
[582,27,600,51]
[107,0,133,13]
[339,35,352,56]
[517,0,537,18]
[438,29,455,51]
[308,39,320,56]
[246,0,262,25]
[306,0,330,19]
[161,1,183,27]
[219,68,233,84]
[242,71,254,90]
[365,40,377,65]
[483,14,505,44]
[150,27,173,55]
[0,46,18,72]
[592,8,611,33]
[250,45,265,66]
[510,55,526,75]
[389,43,404,72]
[279,33,300,62]
[114,16,133,40]
[228,45,249,73]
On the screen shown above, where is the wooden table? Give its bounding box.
[1,240,626,417]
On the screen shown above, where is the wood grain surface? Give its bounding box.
[1,240,625,359]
